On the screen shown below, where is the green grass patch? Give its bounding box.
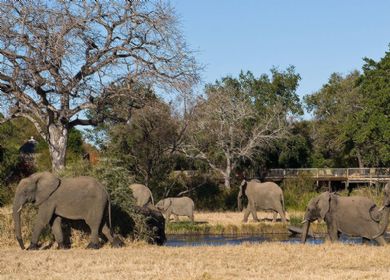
[165,221,290,235]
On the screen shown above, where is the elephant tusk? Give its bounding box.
[301,219,308,224]
[17,206,23,213]
[379,206,385,211]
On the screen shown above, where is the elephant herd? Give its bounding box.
[239,179,390,246]
[12,172,195,250]
[11,172,390,250]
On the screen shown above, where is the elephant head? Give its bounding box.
[237,180,247,211]
[13,172,60,249]
[373,182,390,239]
[382,182,390,208]
[301,192,331,243]
[155,198,172,212]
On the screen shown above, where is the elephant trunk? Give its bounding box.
[13,198,25,250]
[373,206,390,239]
[301,221,310,244]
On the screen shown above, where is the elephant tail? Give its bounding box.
[102,186,114,236]
[108,199,113,235]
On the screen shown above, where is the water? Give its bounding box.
[165,234,372,247]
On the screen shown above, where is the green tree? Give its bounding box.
[305,71,362,167]
[183,68,302,188]
[103,97,185,189]
[347,49,390,166]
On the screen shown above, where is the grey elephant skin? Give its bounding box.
[129,183,154,207]
[375,181,390,238]
[13,172,122,250]
[156,197,194,222]
[237,179,286,223]
[301,191,390,245]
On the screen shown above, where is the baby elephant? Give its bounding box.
[156,197,194,222]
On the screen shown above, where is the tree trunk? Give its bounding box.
[48,123,68,173]
[224,156,231,189]
[224,173,231,189]
[356,147,364,168]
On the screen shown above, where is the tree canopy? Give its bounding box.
[0,0,200,171]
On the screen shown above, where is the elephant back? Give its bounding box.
[246,180,284,210]
[247,180,282,195]
[171,197,194,214]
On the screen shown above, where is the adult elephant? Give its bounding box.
[301,191,390,245]
[156,197,194,222]
[13,172,122,250]
[129,183,154,207]
[374,181,390,238]
[237,179,286,223]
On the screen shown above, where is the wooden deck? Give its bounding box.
[265,168,390,185]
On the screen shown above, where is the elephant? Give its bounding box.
[301,191,390,245]
[13,172,123,250]
[155,197,194,222]
[374,181,390,238]
[129,183,154,207]
[237,179,286,223]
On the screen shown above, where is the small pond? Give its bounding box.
[165,233,382,247]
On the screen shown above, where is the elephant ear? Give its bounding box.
[318,192,331,220]
[165,198,173,210]
[32,172,61,205]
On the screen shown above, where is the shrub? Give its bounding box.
[282,173,318,211]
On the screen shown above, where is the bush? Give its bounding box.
[0,183,13,207]
[281,173,318,211]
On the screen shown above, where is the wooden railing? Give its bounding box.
[265,168,390,183]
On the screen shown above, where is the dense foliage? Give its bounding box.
[1,41,389,210]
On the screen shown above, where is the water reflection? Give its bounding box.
[165,233,375,247]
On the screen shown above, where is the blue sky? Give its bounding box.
[173,0,390,111]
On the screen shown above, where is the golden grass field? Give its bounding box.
[1,207,390,279]
[1,243,390,280]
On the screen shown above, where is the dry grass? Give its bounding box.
[1,243,390,280]
[1,206,390,279]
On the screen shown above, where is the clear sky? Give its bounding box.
[173,0,390,109]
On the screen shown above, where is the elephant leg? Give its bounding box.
[362,237,370,245]
[101,223,114,243]
[51,216,68,249]
[275,206,287,223]
[101,223,124,248]
[374,236,386,246]
[85,212,103,249]
[250,202,260,222]
[272,211,277,222]
[165,210,172,223]
[242,207,250,223]
[326,219,338,242]
[189,213,194,222]
[29,205,54,250]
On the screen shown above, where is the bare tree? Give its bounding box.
[182,82,288,189]
[0,0,199,171]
